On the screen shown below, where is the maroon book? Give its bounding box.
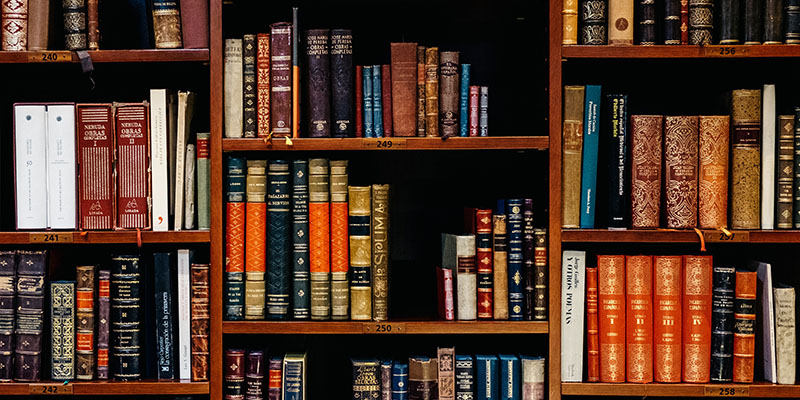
[381,64,393,137]
[77,104,115,230]
[270,22,292,138]
[114,103,150,229]
[180,0,209,49]
[469,86,479,137]
[355,65,363,138]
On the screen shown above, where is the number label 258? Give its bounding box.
[704,385,750,397]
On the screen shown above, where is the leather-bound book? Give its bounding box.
[305,29,331,138]
[356,65,363,137]
[469,86,480,136]
[152,0,182,48]
[507,199,525,320]
[330,161,349,320]
[699,116,730,229]
[27,0,47,50]
[438,347,455,400]
[363,66,374,137]
[224,39,243,138]
[331,30,354,137]
[586,266,600,382]
[743,0,763,44]
[197,132,211,230]
[630,115,663,229]
[689,0,713,44]
[309,159,331,320]
[562,86,585,228]
[372,184,390,321]
[417,46,427,137]
[226,157,246,320]
[608,0,634,44]
[191,263,210,381]
[664,116,699,229]
[409,356,438,399]
[733,269,756,383]
[626,256,653,383]
[773,285,796,385]
[424,47,439,137]
[154,254,175,380]
[437,263,455,320]
[459,64,470,137]
[111,255,141,380]
[581,0,607,44]
[372,65,384,137]
[638,0,656,45]
[97,269,110,379]
[76,266,95,380]
[15,251,45,382]
[353,359,381,399]
[267,160,291,320]
[476,355,497,399]
[681,0,689,43]
[292,160,310,319]
[533,229,548,321]
[719,0,742,43]
[439,51,460,137]
[476,209,494,319]
[764,0,784,43]
[63,0,87,49]
[795,108,800,228]
[598,255,625,382]
[390,43,417,137]
[454,234,477,321]
[607,94,629,228]
[710,266,735,382]
[663,0,681,44]
[269,356,282,400]
[381,360,392,400]
[257,33,271,137]
[50,281,75,380]
[243,34,257,138]
[493,211,509,320]
[270,23,292,138]
[498,355,520,399]
[788,0,800,43]
[730,89,762,229]
[291,9,300,139]
[245,160,267,320]
[522,202,535,320]
[246,350,264,400]
[522,356,545,400]
[180,0,209,49]
[777,115,794,229]
[381,65,393,137]
[224,349,245,400]
[454,356,473,400]
[683,255,713,383]
[654,256,682,382]
[0,251,13,382]
[479,87,489,136]
[1,0,27,50]
[564,0,579,44]
[114,103,150,229]
[77,104,115,230]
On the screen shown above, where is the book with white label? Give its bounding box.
[177,248,192,380]
[560,250,585,382]
[14,104,48,229]
[46,104,77,229]
[150,89,170,231]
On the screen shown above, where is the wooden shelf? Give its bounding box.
[562,382,800,397]
[222,136,549,151]
[0,230,210,244]
[223,320,549,335]
[562,44,800,59]
[0,380,209,395]
[561,229,800,244]
[0,49,209,64]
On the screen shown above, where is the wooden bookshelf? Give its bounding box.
[562,44,800,59]
[562,382,800,398]
[0,49,209,64]
[0,230,210,244]
[222,136,549,151]
[0,381,209,395]
[223,320,549,335]
[562,229,800,243]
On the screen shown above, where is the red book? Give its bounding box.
[77,104,115,230]
[179,0,209,49]
[733,270,756,383]
[437,266,455,320]
[683,255,713,383]
[381,64,393,137]
[355,65,363,137]
[653,255,682,382]
[256,33,271,137]
[626,255,653,383]
[464,207,477,234]
[598,255,626,383]
[114,103,150,229]
[476,209,493,319]
[469,86,479,136]
[586,266,600,382]
[680,0,689,44]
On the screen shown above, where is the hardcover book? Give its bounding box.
[46,104,77,230]
[246,350,264,400]
[439,51,460,137]
[0,251,13,382]
[455,355,473,400]
[363,65,374,137]
[174,91,196,230]
[243,34,257,138]
[331,30,354,137]
[598,255,625,382]
[608,0,634,44]
[417,46,426,137]
[389,43,417,137]
[267,160,291,320]
[476,209,494,319]
[115,102,150,229]
[349,186,372,320]
[309,159,331,320]
[479,87,489,136]
[381,360,392,400]
[97,269,110,379]
[493,211,509,320]
[177,249,191,380]
[197,132,210,230]
[606,94,629,228]
[352,359,381,399]
[523,203,536,321]
[789,0,800,43]
[424,47,439,137]
[730,89,762,229]
[719,0,741,43]
[153,254,175,380]
[15,250,46,382]
[762,84,776,229]
[764,0,784,43]
[699,116,730,229]
[664,116,699,229]
[469,86,480,136]
[639,0,656,44]
[498,355,520,400]
[226,157,246,320]
[1,0,27,50]
[50,281,75,380]
[372,184,390,321]
[410,356,438,399]
[521,356,545,400]
[282,353,306,400]
[257,33,271,137]
[393,362,409,400]
[224,38,243,138]
[476,355,498,400]
[795,108,800,228]
[28,0,47,50]
[560,250,585,382]
[507,199,525,320]
[683,255,713,383]
[63,0,87,49]
[77,104,115,230]
[330,161,349,320]
[564,0,578,44]
[191,263,210,381]
[581,0,607,44]
[270,356,282,400]
[180,0,209,48]
[372,65,384,137]
[456,234,477,321]
[270,22,293,137]
[14,104,47,229]
[150,89,170,231]
[245,160,267,320]
[438,347,455,400]
[184,143,197,229]
[734,269,757,383]
[76,265,95,380]
[152,0,182,48]
[460,64,471,137]
[653,255,682,382]
[110,255,142,380]
[754,261,776,383]
[626,255,653,383]
[773,285,796,385]
[356,65,363,137]
[630,115,663,229]
[586,266,599,382]
[579,85,601,229]
[777,115,794,229]
[305,29,331,138]
[382,65,393,137]
[225,349,245,400]
[292,160,310,319]
[688,0,713,44]
[710,266,735,382]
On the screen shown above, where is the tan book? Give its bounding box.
[730,89,762,229]
[698,115,730,229]
[492,214,509,320]
[416,46,427,137]
[608,0,634,45]
[562,85,585,228]
[372,184,390,321]
[349,186,372,320]
[390,43,418,137]
[330,161,349,320]
[28,0,49,50]
[424,47,439,137]
[774,286,796,385]
[563,0,579,44]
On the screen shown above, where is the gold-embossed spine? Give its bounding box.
[152,0,182,49]
[563,0,579,44]
[1,0,27,50]
[562,86,585,228]
[699,116,730,229]
[631,115,663,228]
[424,47,439,137]
[371,184,390,321]
[730,89,762,229]
[777,115,794,229]
[626,256,653,383]
[664,116,699,229]
[349,186,372,320]
[598,255,625,382]
[653,256,682,382]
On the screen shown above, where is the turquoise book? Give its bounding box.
[579,84,601,228]
[498,355,520,400]
[363,66,374,137]
[372,65,384,137]
[459,64,471,137]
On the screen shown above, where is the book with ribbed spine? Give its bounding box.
[372,66,384,137]
[381,360,392,400]
[581,0,607,44]
[476,209,493,319]
[493,210,509,320]
[438,347,455,400]
[270,22,292,137]
[499,355,519,400]
[586,266,599,382]
[97,269,110,379]
[226,157,246,320]
[562,86,584,228]
[416,46,426,137]
[683,255,712,383]
[111,255,141,380]
[330,161,349,320]
[664,0,681,44]
[310,159,331,320]
[476,355,497,400]
[454,234,476,321]
[532,229,547,322]
[734,269,757,383]
[522,201,535,321]
[639,0,656,44]
[15,250,46,382]
[664,116,699,229]
[410,356,438,399]
[305,29,331,138]
[699,116,730,229]
[393,362,409,400]
[479,87,489,136]
[653,256,681,382]
[245,160,267,320]
[269,357,282,400]
[75,265,95,380]
[257,33,271,137]
[114,102,150,229]
[439,51,459,137]
[353,359,381,399]
[598,255,625,382]
[331,30,354,137]
[773,285,796,385]
[689,0,713,44]
[63,0,87,49]
[764,0,784,43]
[292,160,310,319]
[789,0,800,43]
[224,39,243,138]
[731,89,762,229]
[507,199,524,320]
[225,349,245,400]
[626,255,653,383]
[246,350,264,400]
[561,250,585,382]
[363,65,374,137]
[372,184,390,321]
[267,160,291,320]
[191,263,209,381]
[50,281,75,380]
[459,64,470,137]
[795,108,800,228]
[564,0,578,44]
[711,266,735,382]
[454,355,473,400]
[1,0,27,50]
[243,34,257,138]
[778,115,795,228]
[153,253,175,380]
[719,0,741,43]
[579,85,601,228]
[152,0,182,48]
[382,65,393,137]
[424,48,439,137]
[521,356,545,400]
[282,353,306,400]
[0,251,13,381]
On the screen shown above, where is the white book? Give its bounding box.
[224,38,243,138]
[177,248,191,380]
[762,84,776,229]
[167,91,178,224]
[455,234,477,321]
[45,104,76,230]
[174,91,196,231]
[753,261,777,383]
[522,356,545,400]
[183,144,196,230]
[773,286,796,385]
[560,250,585,382]
[14,104,48,229]
[150,89,169,231]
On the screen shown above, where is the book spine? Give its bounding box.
[586,266,599,382]
[191,264,210,381]
[476,355,497,400]
[561,86,585,228]
[245,160,267,320]
[493,214,509,320]
[382,64,393,137]
[177,249,191,379]
[243,34,257,138]
[507,199,524,320]
[292,8,299,138]
[778,115,794,229]
[14,251,46,382]
[330,161,350,320]
[97,269,110,379]
[28,0,47,51]
[437,266,455,321]
[292,160,310,319]
[268,357,282,400]
[63,0,87,50]
[372,65,384,137]
[664,116,699,228]
[731,89,762,229]
[353,359,381,399]
[75,266,95,380]
[476,209,494,320]
[560,250,586,382]
[224,39,244,138]
[788,0,800,43]
[521,357,545,400]
[764,0,785,43]
[699,116,730,229]
[683,255,713,383]
[479,87,489,137]
[598,255,625,382]
[309,159,331,320]
[381,360,392,400]
[372,184,390,321]
[523,202,536,321]
[625,256,653,383]
[267,160,291,320]
[331,30,354,137]
[639,0,656,44]
[499,355,520,400]
[689,0,714,44]
[245,350,264,400]
[153,254,175,380]
[763,84,776,229]
[579,85,601,228]
[45,104,78,230]
[681,0,690,43]
[150,89,169,231]
[719,0,742,43]
[456,235,477,321]
[439,51,460,137]
[51,281,75,380]
[664,0,681,44]
[77,104,115,230]
[282,354,305,400]
[424,47,439,137]
[179,0,209,49]
[630,115,663,228]
[305,29,331,138]
[581,0,608,44]
[417,46,426,137]
[710,266,735,382]
[608,0,634,44]
[564,0,579,44]
[744,0,763,44]
[653,256,682,382]
[152,0,182,48]
[257,33,271,137]
[115,103,150,229]
[469,86,480,137]
[14,105,47,229]
[176,92,194,228]
[356,65,364,137]
[454,356,473,400]
[197,132,210,230]
[773,287,796,385]
[409,357,439,399]
[184,143,197,229]
[437,348,455,400]
[111,255,141,380]
[389,42,418,137]
[270,22,292,137]
[459,64,470,137]
[0,251,14,382]
[226,157,246,320]
[795,108,800,228]
[733,270,757,383]
[224,349,245,400]
[607,94,628,228]
[363,65,374,137]
[393,362,409,400]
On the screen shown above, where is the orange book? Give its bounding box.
[586,266,600,382]
[626,255,653,383]
[329,160,349,320]
[309,159,331,320]
[598,255,626,383]
[226,202,246,273]
[653,255,682,383]
[733,270,757,383]
[682,255,713,383]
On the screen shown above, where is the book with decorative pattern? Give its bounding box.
[608,0,633,44]
[353,359,381,399]
[664,116,699,229]
[243,34,257,138]
[1,0,27,50]
[733,269,756,383]
[225,349,245,400]
[507,199,525,320]
[245,160,267,320]
[476,209,493,320]
[773,285,796,385]
[639,0,656,44]
[788,0,800,43]
[114,102,150,229]
[626,255,653,383]
[476,355,497,400]
[731,89,762,229]
[493,210,509,320]
[270,22,292,137]
[653,256,682,383]
[76,265,95,380]
[0,251,13,381]
[416,46,426,137]
[439,51,460,137]
[15,250,46,382]
[305,29,331,138]
[110,255,141,380]
[410,356,438,399]
[330,161,349,320]
[683,255,712,383]
[257,33,271,137]
[581,0,607,44]
[191,263,210,381]
[424,47,439,137]
[459,64,470,137]
[77,104,115,230]
[523,202,536,321]
[438,347,455,400]
[292,160,310,319]
[699,116,730,229]
[363,65,374,137]
[246,350,264,400]
[226,157,246,320]
[710,266,735,382]
[225,39,243,138]
[795,107,800,228]
[777,115,794,228]
[267,160,291,320]
[586,266,599,382]
[50,281,75,380]
[630,115,663,229]
[689,0,713,44]
[331,29,354,137]
[309,158,331,320]
[63,0,87,50]
[269,356,282,400]
[372,184,390,321]
[454,355,472,400]
[564,0,579,44]
[152,0,182,48]
[97,269,110,379]
[598,255,625,382]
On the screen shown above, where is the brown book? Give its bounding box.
[390,43,417,137]
[626,255,654,383]
[698,115,730,229]
[270,22,293,138]
[381,64,393,137]
[654,255,682,382]
[1,0,27,50]
[27,0,47,50]
[586,266,600,382]
[180,0,210,49]
[664,116,699,229]
[438,51,460,138]
[424,47,439,137]
[608,0,634,44]
[598,255,625,382]
[87,0,98,50]
[409,356,438,398]
[630,115,663,229]
[562,85,585,228]
[777,115,795,228]
[152,0,182,49]
[733,269,756,383]
[563,0,579,44]
[683,255,713,383]
[492,214,508,320]
[730,89,762,229]
[75,265,95,380]
[416,45,426,137]
[191,263,210,381]
[257,33,271,138]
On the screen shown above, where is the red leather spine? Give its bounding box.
[246,202,266,274]
[226,202,245,273]
[469,86,479,137]
[682,255,713,383]
[114,103,150,229]
[733,270,756,383]
[680,0,689,44]
[355,65,363,138]
[256,33,271,138]
[77,104,115,230]
[586,266,600,382]
[476,209,493,320]
[653,255,682,382]
[598,255,626,382]
[626,255,653,383]
[381,64,393,137]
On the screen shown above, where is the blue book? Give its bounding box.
[50,281,75,380]
[476,355,498,400]
[292,160,310,319]
[579,85,602,228]
[372,65,384,137]
[506,199,525,320]
[498,355,520,400]
[153,252,175,380]
[267,160,291,319]
[459,64,471,137]
[392,362,409,400]
[363,66,374,137]
[282,353,306,400]
[455,355,474,400]
[225,157,246,321]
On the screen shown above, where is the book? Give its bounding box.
[598,255,625,382]
[196,132,210,230]
[764,0,784,43]
[630,115,663,228]
[356,65,363,137]
[561,86,584,228]
[63,0,87,49]
[683,255,713,383]
[719,0,741,43]
[282,353,306,400]
[100,0,151,49]
[331,30,354,137]
[626,255,653,383]
[179,0,208,49]
[305,29,331,138]
[560,250,585,382]
[270,22,292,138]
[476,209,494,319]
[579,85,601,229]
[243,34,257,138]
[476,355,497,400]
[292,8,300,138]
[563,0,579,44]
[330,161,349,320]
[309,159,331,320]
[734,269,757,383]
[456,234,477,321]
[246,350,265,399]
[393,362,409,400]
[507,199,525,320]
[607,94,629,228]
[372,184,390,321]
[409,356,438,399]
[292,160,310,319]
[499,355,520,400]
[2,0,27,50]
[97,269,110,379]
[653,255,682,382]
[257,33,271,137]
[349,186,372,320]
[245,160,267,320]
[77,104,115,230]
[226,157,246,320]
[175,91,196,230]
[75,265,95,380]
[381,360,392,400]
[50,281,75,380]
[493,211,509,320]
[795,108,800,228]
[439,51,460,137]
[777,115,794,229]
[191,263,210,381]
[153,253,175,380]
[639,0,656,44]
[363,65,374,137]
[438,347,455,400]
[681,0,690,43]
[225,349,245,399]
[183,144,196,227]
[373,65,384,137]
[424,47,439,137]
[469,86,480,136]
[699,116,730,229]
[710,266,735,382]
[382,64,393,137]
[730,89,762,229]
[479,87,489,136]
[521,356,545,400]
[269,356,283,400]
[267,160,291,320]
[688,0,713,44]
[15,250,46,382]
[753,261,776,382]
[0,251,13,381]
[115,102,150,229]
[523,203,537,321]
[580,0,607,44]
[111,255,141,380]
[152,0,182,48]
[789,0,800,42]
[224,38,243,138]
[459,64,471,137]
[664,116,699,229]
[440,234,458,321]
[46,104,77,230]
[585,266,599,382]
[13,104,46,229]
[28,0,47,50]
[608,0,633,44]
[417,46,426,137]
[352,359,381,399]
[773,285,796,384]
[454,355,473,400]
[762,84,776,229]
[177,249,191,380]
[150,90,170,231]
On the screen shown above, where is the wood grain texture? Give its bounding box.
[0,49,208,63]
[222,136,549,151]
[0,381,209,395]
[562,382,800,397]
[562,229,800,243]
[563,44,800,58]
[0,231,209,244]
[223,320,548,335]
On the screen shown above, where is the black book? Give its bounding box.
[744,0,764,44]
[15,250,46,382]
[305,29,332,138]
[111,255,142,381]
[154,253,175,380]
[0,251,15,382]
[638,0,656,45]
[606,94,629,228]
[664,0,682,44]
[719,0,742,43]
[330,29,354,137]
[243,34,258,138]
[787,0,800,43]
[764,0,785,43]
[710,266,735,382]
[99,0,153,49]
[580,0,607,44]
[455,355,474,399]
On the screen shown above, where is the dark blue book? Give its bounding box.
[331,29,354,137]
[455,355,474,400]
[710,266,735,382]
[352,358,381,399]
[50,281,75,380]
[459,64,471,137]
[363,66,374,137]
[381,360,393,399]
[498,355,520,400]
[153,252,175,380]
[292,160,310,319]
[372,65,384,137]
[606,94,629,228]
[579,85,601,229]
[225,157,246,321]
[267,160,291,320]
[506,199,525,320]
[282,353,306,400]
[100,0,153,49]
[476,355,498,400]
[392,362,409,400]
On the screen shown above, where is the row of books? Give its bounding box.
[565,0,800,45]
[224,157,391,321]
[560,252,797,384]
[224,29,489,139]
[0,0,208,51]
[224,350,306,400]
[0,250,210,382]
[14,90,208,231]
[439,203,548,321]
[562,84,800,230]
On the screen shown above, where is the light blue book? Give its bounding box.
[372,65,383,137]
[579,85,602,228]
[363,66,374,137]
[459,64,471,137]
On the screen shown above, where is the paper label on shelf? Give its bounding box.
[27,51,72,63]
[362,322,406,333]
[29,232,74,243]
[704,386,750,397]
[29,384,73,395]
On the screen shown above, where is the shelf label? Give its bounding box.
[362,138,407,149]
[29,232,74,243]
[27,51,72,63]
[703,230,749,243]
[703,46,749,57]
[362,322,406,334]
[704,386,750,397]
[29,384,73,395]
